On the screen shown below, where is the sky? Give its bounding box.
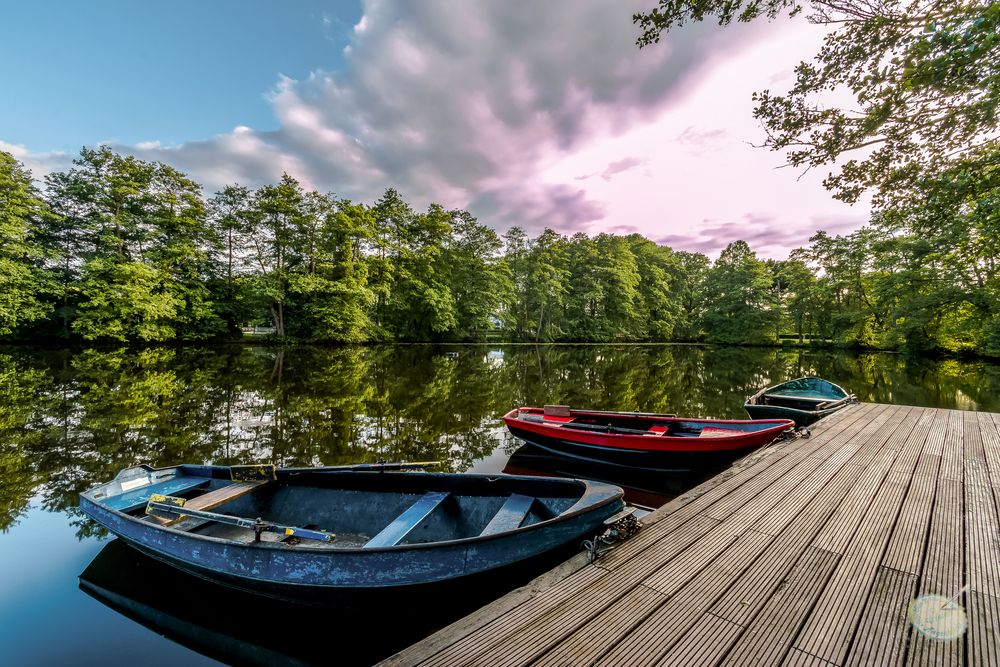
[0,0,868,258]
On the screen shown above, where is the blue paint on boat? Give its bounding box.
[101,477,210,512]
[79,465,624,602]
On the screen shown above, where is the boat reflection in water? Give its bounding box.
[503,443,734,511]
[79,539,526,667]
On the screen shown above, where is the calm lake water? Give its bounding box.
[2,344,999,666]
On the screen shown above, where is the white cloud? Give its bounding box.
[0,141,73,179]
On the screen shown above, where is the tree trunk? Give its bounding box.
[269,302,285,337]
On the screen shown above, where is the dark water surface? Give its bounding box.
[2,344,999,666]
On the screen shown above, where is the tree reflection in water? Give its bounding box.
[1,344,999,535]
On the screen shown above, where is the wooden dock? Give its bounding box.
[382,403,1000,667]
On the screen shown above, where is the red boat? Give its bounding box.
[502,406,795,471]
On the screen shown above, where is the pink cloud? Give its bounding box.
[656,213,867,257]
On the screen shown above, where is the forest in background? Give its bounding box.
[1,144,997,357]
[3,1,999,358]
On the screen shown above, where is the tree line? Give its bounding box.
[1,146,997,357]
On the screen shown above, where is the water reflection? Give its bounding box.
[79,540,486,667]
[503,443,726,509]
[3,344,1000,536]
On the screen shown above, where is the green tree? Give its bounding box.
[562,234,643,341]
[443,210,511,340]
[524,229,570,342]
[702,240,779,343]
[771,257,819,343]
[593,233,641,339]
[0,151,54,336]
[385,203,457,340]
[46,147,222,342]
[671,251,710,341]
[798,229,886,347]
[367,188,413,337]
[562,234,604,340]
[144,161,224,339]
[503,226,532,339]
[635,0,1000,357]
[73,260,183,341]
[629,235,685,341]
[207,184,256,333]
[287,195,376,342]
[246,174,306,337]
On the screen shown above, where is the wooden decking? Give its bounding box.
[382,403,1000,667]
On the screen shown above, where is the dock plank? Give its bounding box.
[720,546,840,667]
[968,591,1000,667]
[656,614,744,667]
[845,411,947,667]
[712,405,913,631]
[844,568,918,667]
[594,531,773,667]
[964,451,1000,667]
[792,409,931,664]
[905,477,964,667]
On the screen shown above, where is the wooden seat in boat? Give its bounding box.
[364,491,450,548]
[480,494,535,536]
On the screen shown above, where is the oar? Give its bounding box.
[558,422,662,436]
[815,395,855,411]
[579,409,677,418]
[284,460,443,473]
[146,498,336,543]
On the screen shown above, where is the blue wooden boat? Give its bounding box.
[744,376,855,426]
[79,463,624,601]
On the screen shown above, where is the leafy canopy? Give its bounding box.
[635,0,1000,207]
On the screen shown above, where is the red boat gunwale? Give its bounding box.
[502,407,794,453]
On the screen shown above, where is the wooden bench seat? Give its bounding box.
[480,494,536,536]
[364,491,450,548]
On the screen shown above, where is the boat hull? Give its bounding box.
[504,423,771,471]
[744,403,843,426]
[502,409,793,472]
[79,469,623,602]
[744,377,854,427]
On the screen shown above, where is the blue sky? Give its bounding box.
[1,1,361,151]
[0,1,866,258]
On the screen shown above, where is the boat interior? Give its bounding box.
[516,408,782,436]
[753,392,849,411]
[86,465,589,549]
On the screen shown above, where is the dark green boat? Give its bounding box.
[744,377,855,427]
